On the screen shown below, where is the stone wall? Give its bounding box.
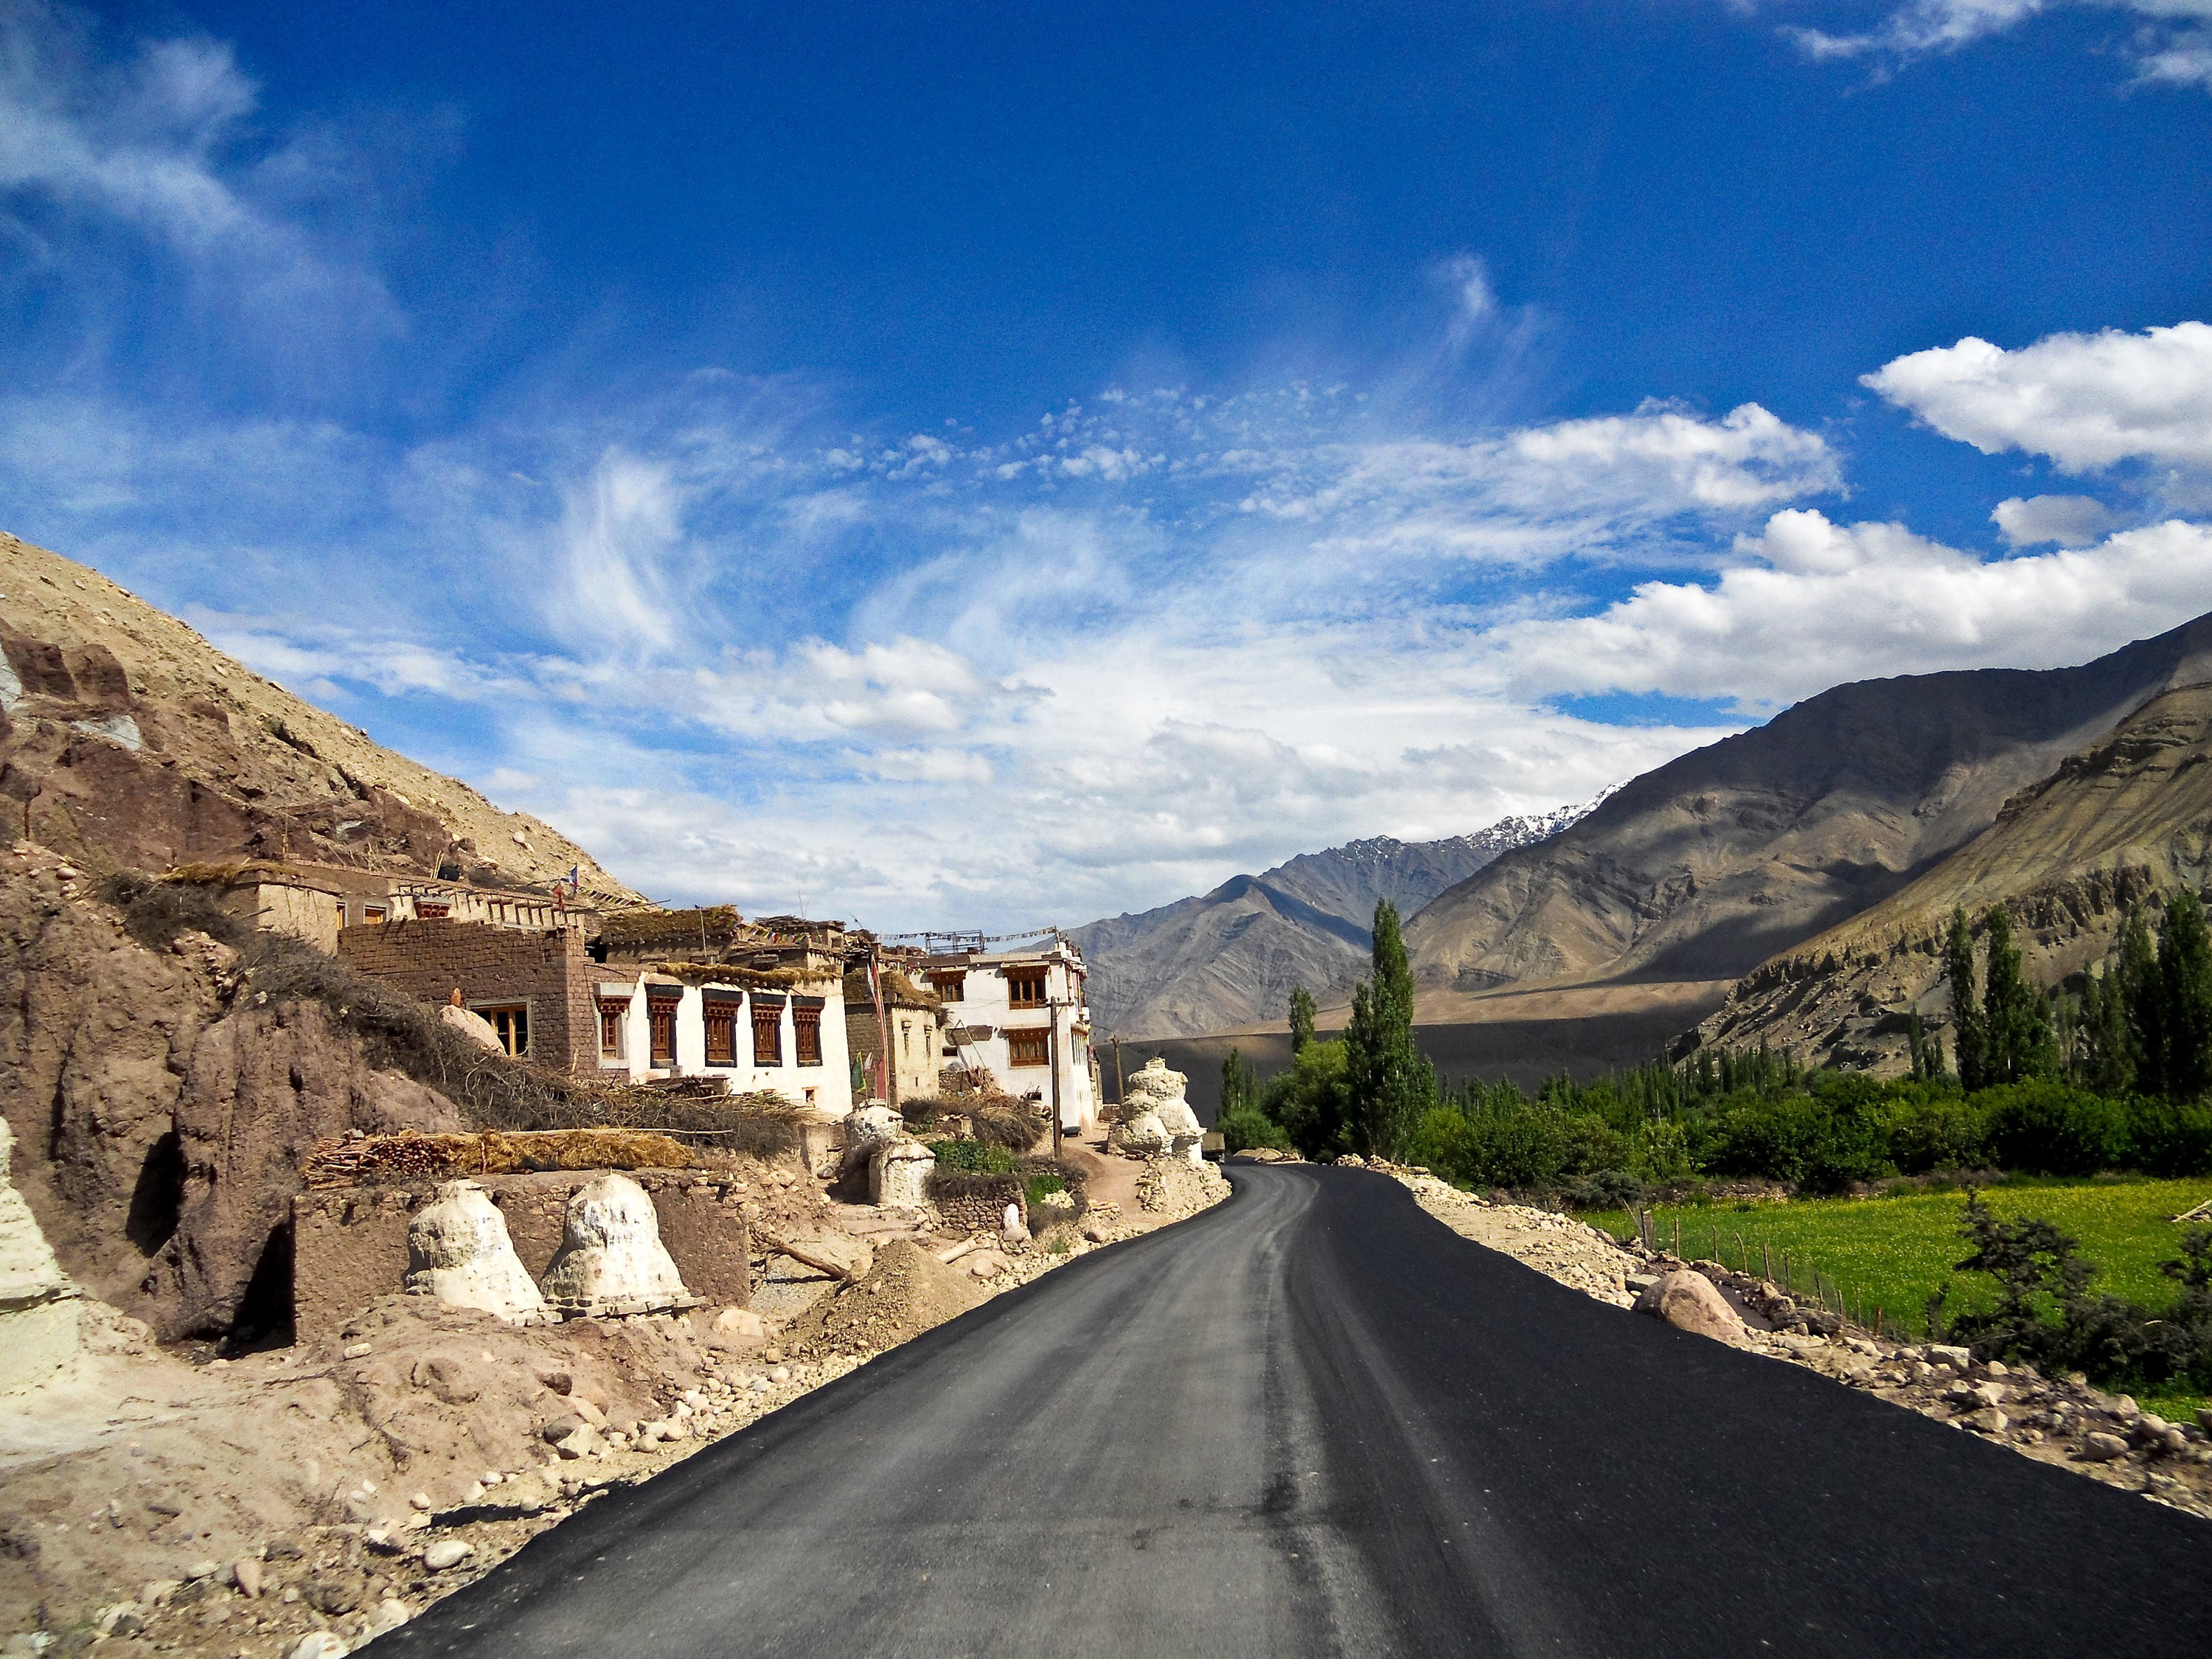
[337,918,597,1074]
[291,1169,752,1342]
[931,1175,1026,1236]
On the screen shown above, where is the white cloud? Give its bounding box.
[1992,493,2115,546]
[1863,323,2212,473]
[1499,509,2212,709]
[1781,0,2212,89]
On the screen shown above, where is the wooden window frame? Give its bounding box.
[1006,1027,1051,1068]
[416,902,451,919]
[478,1003,529,1059]
[751,998,785,1067]
[793,1001,824,1068]
[703,995,741,1066]
[598,1001,626,1060]
[363,905,387,925]
[1005,969,1048,1009]
[926,970,967,1001]
[647,994,681,1066]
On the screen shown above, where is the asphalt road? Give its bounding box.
[381,1165,2212,1658]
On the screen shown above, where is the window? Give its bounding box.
[900,1018,911,1058]
[479,1004,529,1057]
[363,905,386,925]
[416,902,450,919]
[704,997,740,1065]
[598,1001,625,1059]
[1006,968,1048,1008]
[647,995,680,1065]
[794,1001,824,1067]
[1008,1028,1051,1067]
[926,970,966,1000]
[334,902,347,934]
[752,999,784,1066]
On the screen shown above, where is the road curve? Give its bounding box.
[380,1165,2212,1658]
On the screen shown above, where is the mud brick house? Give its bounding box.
[590,909,856,1113]
[170,857,603,953]
[843,958,947,1107]
[925,937,1099,1135]
[338,917,601,1072]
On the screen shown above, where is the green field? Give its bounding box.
[1587,1177,2212,1422]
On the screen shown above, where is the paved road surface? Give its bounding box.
[382,1166,2212,1658]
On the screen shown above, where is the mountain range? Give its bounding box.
[1069,795,1609,1037]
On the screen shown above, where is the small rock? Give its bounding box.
[540,1414,584,1444]
[289,1633,349,1659]
[2079,1431,2132,1463]
[342,1343,372,1359]
[361,1599,411,1638]
[1984,1360,2008,1377]
[751,1375,773,1394]
[232,1558,262,1599]
[1965,1407,2008,1436]
[535,1368,574,1395]
[422,1540,474,1571]
[188,1559,220,1581]
[307,1581,361,1615]
[364,1528,404,1555]
[1926,1345,1972,1370]
[409,1492,434,1512]
[554,1424,607,1460]
[763,1346,785,1363]
[566,1394,607,1426]
[769,1366,790,1383]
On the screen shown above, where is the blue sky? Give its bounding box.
[2,0,2209,928]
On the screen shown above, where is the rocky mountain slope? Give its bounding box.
[1071,797,1609,1037]
[1404,614,2212,998]
[1692,678,2212,1071]
[0,529,638,898]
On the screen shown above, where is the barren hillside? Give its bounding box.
[1405,614,2212,997]
[1692,679,2212,1072]
[0,529,639,898]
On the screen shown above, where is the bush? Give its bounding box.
[1978,1080,2122,1175]
[1705,1095,1888,1193]
[97,870,246,951]
[2123,1095,2212,1177]
[933,1138,1016,1175]
[1563,1168,1646,1212]
[968,1096,1048,1150]
[1878,1091,1988,1175]
[1023,1171,1065,1206]
[1220,1105,1292,1154]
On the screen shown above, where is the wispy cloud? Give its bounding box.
[1775,0,2212,91]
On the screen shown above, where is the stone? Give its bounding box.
[1633,1272,1747,1343]
[289,1634,350,1659]
[1964,1408,2008,1436]
[540,1175,693,1315]
[409,1492,434,1511]
[361,1599,411,1638]
[188,1559,220,1580]
[438,1002,504,1052]
[422,1540,474,1572]
[712,1307,764,1343]
[535,1368,574,1395]
[343,1342,372,1359]
[2079,1431,2132,1463]
[540,1413,583,1444]
[1926,1345,1972,1370]
[564,1393,606,1427]
[405,1180,548,1323]
[870,1137,936,1209]
[232,1558,262,1599]
[553,1424,606,1460]
[0,1113,80,1392]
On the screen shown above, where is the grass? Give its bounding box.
[1587,1176,2212,1425]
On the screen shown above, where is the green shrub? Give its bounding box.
[1978,1080,2122,1175]
[1219,1105,1292,1155]
[1878,1091,1988,1175]
[1023,1171,1065,1207]
[2123,1095,2212,1177]
[933,1138,1016,1175]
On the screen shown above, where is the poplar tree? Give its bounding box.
[1343,899,1435,1160]
[2158,892,2212,1102]
[1980,905,2057,1085]
[1945,907,1986,1092]
[1289,985,1317,1056]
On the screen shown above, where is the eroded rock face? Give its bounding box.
[405,1180,547,1323]
[1634,1270,1747,1343]
[539,1175,693,1315]
[0,1113,80,1391]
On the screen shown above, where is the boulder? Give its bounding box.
[539,1175,695,1316]
[2078,1431,2132,1462]
[0,1113,80,1391]
[1633,1271,1747,1343]
[437,1002,503,1052]
[869,1136,936,1209]
[405,1180,548,1323]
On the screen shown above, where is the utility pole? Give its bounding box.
[1111,1035,1124,1114]
[1048,996,1064,1159]
[869,941,897,1111]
